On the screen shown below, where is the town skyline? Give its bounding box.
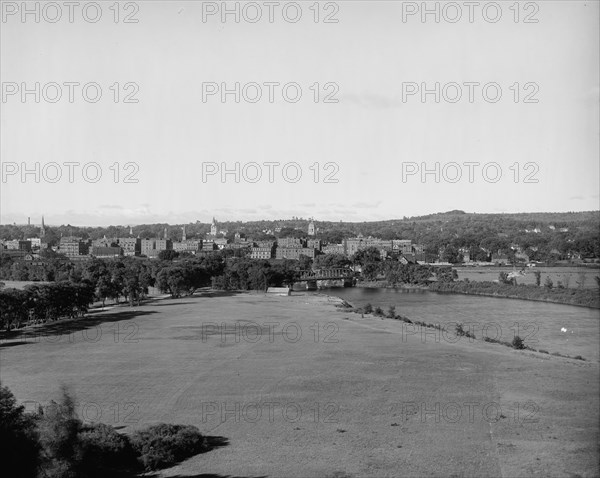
[3,208,600,229]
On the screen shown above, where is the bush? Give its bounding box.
[387,305,396,318]
[374,306,384,316]
[363,303,373,314]
[455,324,466,336]
[131,423,205,471]
[538,349,549,354]
[512,336,525,350]
[74,423,139,477]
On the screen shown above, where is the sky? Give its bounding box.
[1,0,599,227]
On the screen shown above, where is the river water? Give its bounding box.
[321,287,600,362]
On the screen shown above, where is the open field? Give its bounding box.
[1,292,598,477]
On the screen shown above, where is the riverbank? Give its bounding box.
[429,281,600,309]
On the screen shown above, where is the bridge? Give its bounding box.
[298,268,356,281]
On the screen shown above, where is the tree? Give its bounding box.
[0,383,41,478]
[534,270,541,286]
[158,250,179,261]
[544,277,554,289]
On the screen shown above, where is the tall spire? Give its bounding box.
[182,225,187,241]
[40,215,46,237]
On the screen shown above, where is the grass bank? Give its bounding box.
[428,281,600,309]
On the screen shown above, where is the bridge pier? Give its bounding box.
[305,280,318,291]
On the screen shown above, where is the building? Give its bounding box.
[27,237,42,249]
[140,239,155,256]
[6,240,32,252]
[308,219,316,236]
[91,246,123,258]
[392,240,413,254]
[154,239,172,252]
[343,237,393,258]
[210,217,218,236]
[59,238,89,258]
[172,239,202,253]
[118,237,141,256]
[214,238,228,249]
[275,247,317,260]
[278,237,305,248]
[251,246,275,259]
[307,239,321,251]
[322,243,345,255]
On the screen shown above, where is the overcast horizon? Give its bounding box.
[2,1,599,227]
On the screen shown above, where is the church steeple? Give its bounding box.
[182,225,187,241]
[210,217,217,236]
[40,215,46,237]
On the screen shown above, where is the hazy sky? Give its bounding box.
[1,0,598,226]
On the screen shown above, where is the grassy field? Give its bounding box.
[1,291,598,477]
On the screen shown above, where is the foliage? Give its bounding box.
[363,303,373,314]
[130,423,205,471]
[512,336,525,350]
[0,383,41,478]
[74,423,139,477]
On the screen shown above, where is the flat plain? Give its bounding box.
[1,291,598,477]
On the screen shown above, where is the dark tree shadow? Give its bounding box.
[139,436,241,478]
[167,475,268,478]
[0,310,157,345]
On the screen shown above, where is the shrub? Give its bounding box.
[574,355,585,361]
[538,349,549,354]
[74,423,139,477]
[131,423,205,471]
[455,324,466,337]
[512,336,525,350]
[544,277,553,289]
[387,305,396,318]
[363,303,373,314]
[374,306,384,316]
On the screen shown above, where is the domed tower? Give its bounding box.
[308,218,316,236]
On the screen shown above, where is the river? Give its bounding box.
[321,287,600,362]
